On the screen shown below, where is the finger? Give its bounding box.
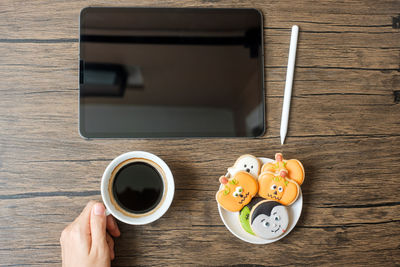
[106,232,115,260]
[106,215,121,237]
[77,201,97,221]
[89,203,108,252]
[65,201,98,252]
[74,201,97,233]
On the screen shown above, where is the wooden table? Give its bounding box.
[1,0,399,266]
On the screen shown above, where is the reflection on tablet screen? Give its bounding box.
[79,7,264,138]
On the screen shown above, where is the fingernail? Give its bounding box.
[93,203,105,216]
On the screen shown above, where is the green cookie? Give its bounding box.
[239,205,255,235]
[239,197,264,235]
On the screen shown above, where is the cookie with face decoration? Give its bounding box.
[258,169,300,206]
[250,200,289,239]
[227,154,261,179]
[239,197,264,235]
[216,172,259,212]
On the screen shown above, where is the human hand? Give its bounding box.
[60,201,121,267]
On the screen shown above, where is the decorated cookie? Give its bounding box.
[261,153,305,185]
[258,170,300,206]
[227,154,261,179]
[216,171,259,212]
[250,200,289,239]
[239,197,264,235]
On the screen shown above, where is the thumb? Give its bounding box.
[90,203,108,250]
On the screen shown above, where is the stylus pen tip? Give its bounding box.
[281,135,285,145]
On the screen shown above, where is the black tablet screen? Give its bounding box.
[79,7,264,138]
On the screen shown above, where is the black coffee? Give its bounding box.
[112,162,164,214]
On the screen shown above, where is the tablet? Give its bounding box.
[79,7,264,138]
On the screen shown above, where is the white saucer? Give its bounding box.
[217,157,303,244]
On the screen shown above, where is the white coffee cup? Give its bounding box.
[101,151,175,225]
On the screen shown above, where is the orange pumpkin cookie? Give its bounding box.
[261,153,305,185]
[216,171,259,212]
[258,170,299,206]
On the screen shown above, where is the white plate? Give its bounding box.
[217,157,303,244]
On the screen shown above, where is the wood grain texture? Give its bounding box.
[0,0,399,266]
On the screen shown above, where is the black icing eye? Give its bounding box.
[278,186,283,192]
[271,184,277,190]
[263,221,270,227]
[244,164,247,168]
[251,165,253,169]
[274,215,280,221]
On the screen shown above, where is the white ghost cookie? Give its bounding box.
[250,200,289,240]
[228,154,261,179]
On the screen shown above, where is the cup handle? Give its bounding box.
[105,208,111,216]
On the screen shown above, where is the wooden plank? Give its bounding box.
[0,0,398,40]
[266,68,400,96]
[1,135,399,205]
[265,29,400,69]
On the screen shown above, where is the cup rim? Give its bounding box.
[101,151,175,225]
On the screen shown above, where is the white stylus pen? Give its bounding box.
[280,25,299,145]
